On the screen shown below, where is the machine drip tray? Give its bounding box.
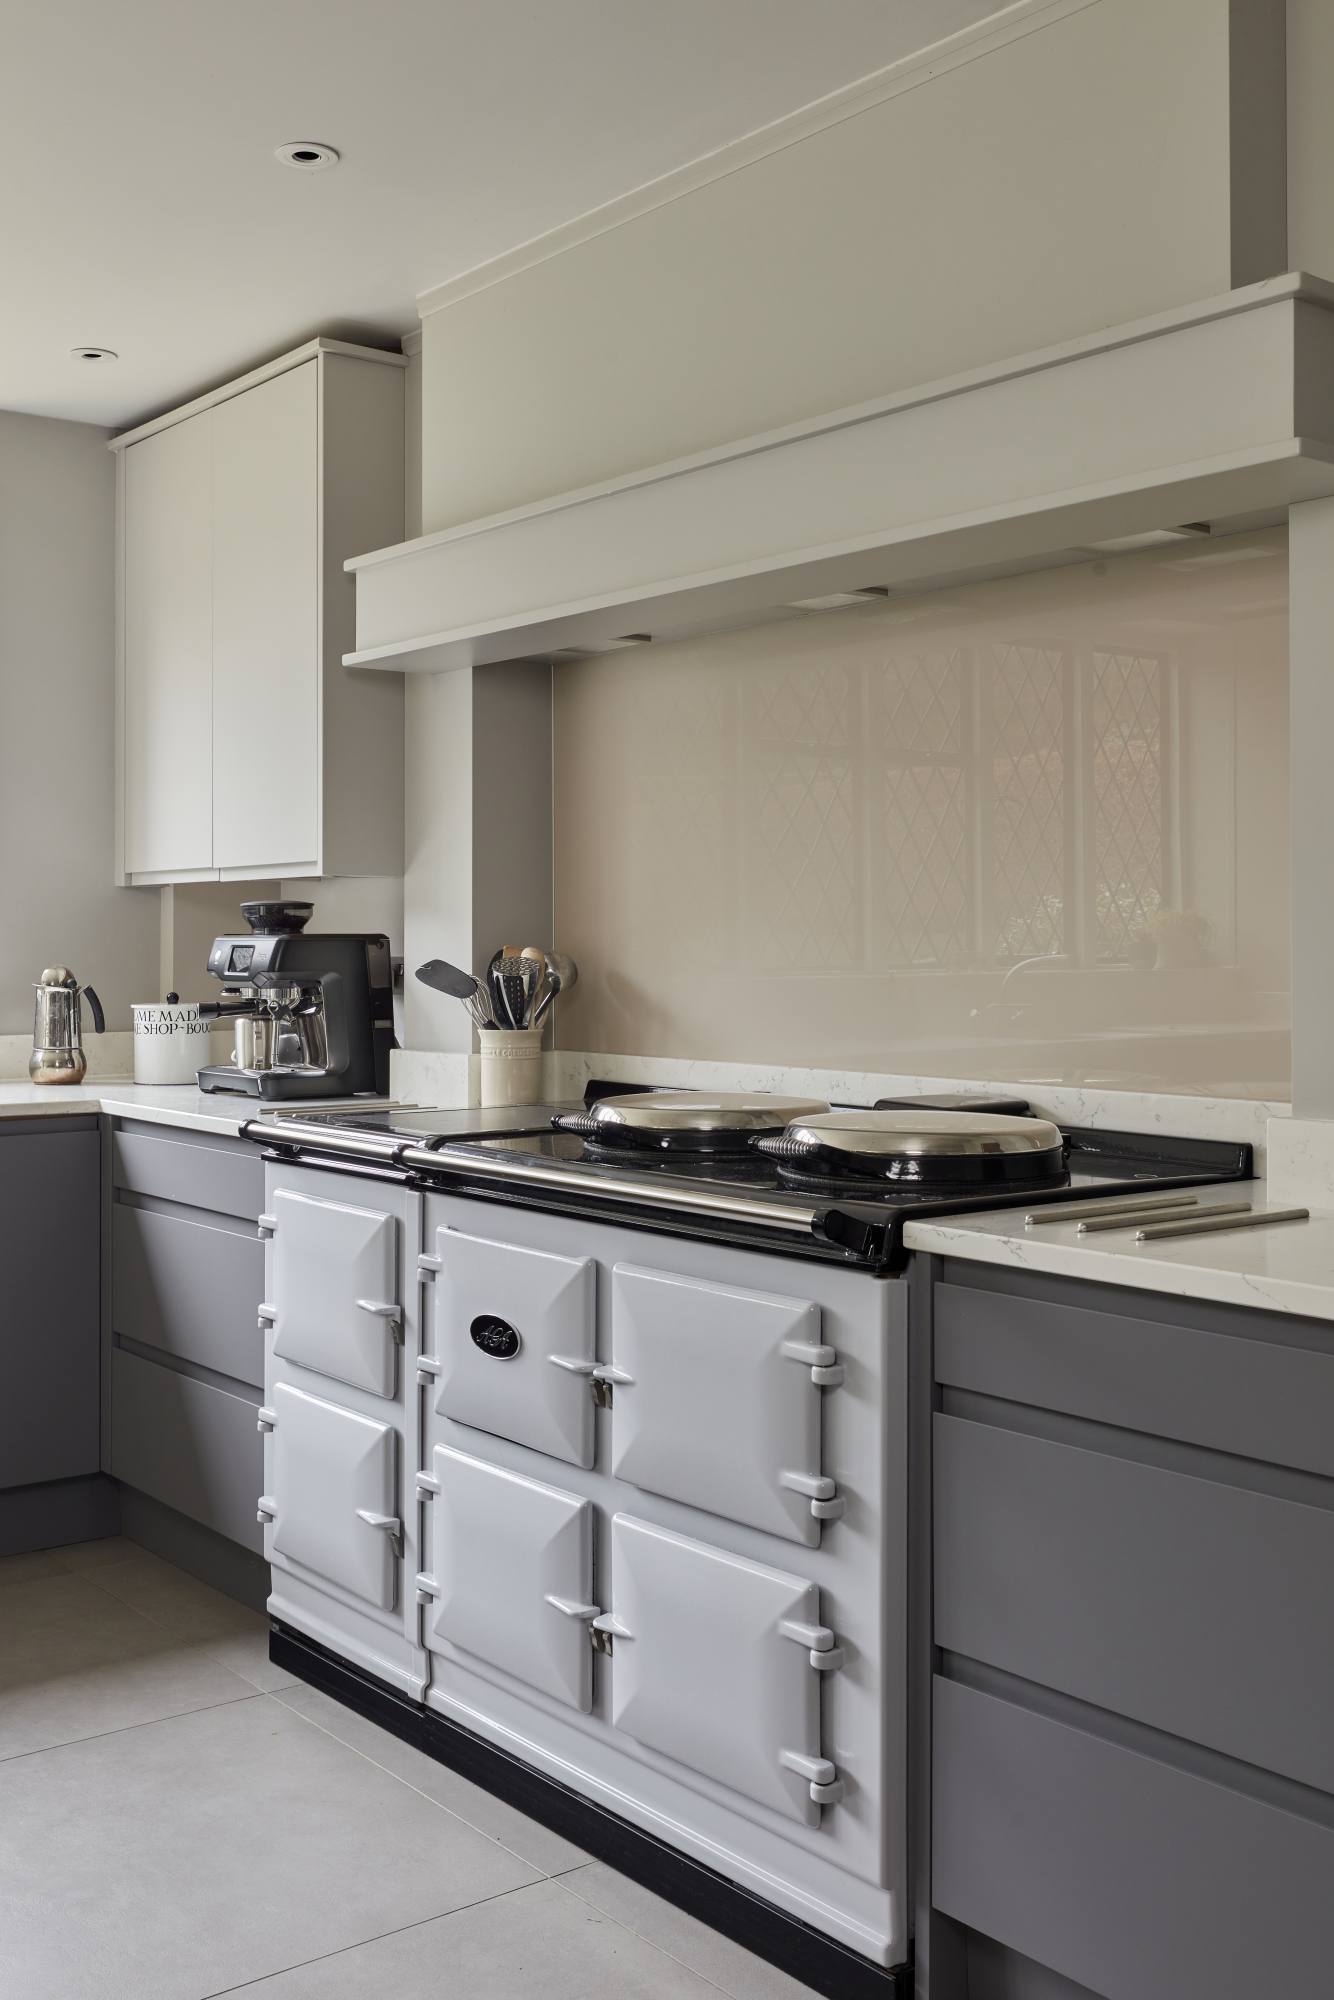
[269,1620,907,2000]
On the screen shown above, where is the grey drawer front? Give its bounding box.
[933,1676,1334,2000]
[935,1414,1334,1794]
[113,1128,262,1221]
[112,1205,264,1388]
[111,1349,262,1552]
[936,1278,1334,1478]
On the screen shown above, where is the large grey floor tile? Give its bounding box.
[186,1627,297,1693]
[86,1551,296,1690]
[207,1875,724,1997]
[0,1572,257,1756]
[0,1693,539,2000]
[0,1550,68,1589]
[0,1573,169,1669]
[565,1863,823,1999]
[0,1642,257,1761]
[276,1683,587,1876]
[52,1535,144,1573]
[90,1550,261,1641]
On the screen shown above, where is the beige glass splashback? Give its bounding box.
[553,530,1289,1100]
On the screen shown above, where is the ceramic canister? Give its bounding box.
[131,1000,211,1085]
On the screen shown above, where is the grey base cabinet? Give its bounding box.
[107,1120,265,1553]
[0,1117,100,1491]
[927,1260,1334,2000]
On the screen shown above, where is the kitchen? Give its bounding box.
[2,3,1332,1997]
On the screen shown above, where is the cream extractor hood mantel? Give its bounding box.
[346,274,1334,674]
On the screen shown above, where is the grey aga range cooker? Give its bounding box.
[244,1085,1250,1999]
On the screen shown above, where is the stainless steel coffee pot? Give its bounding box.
[30,967,105,1084]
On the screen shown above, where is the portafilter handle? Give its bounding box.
[197,996,260,1022]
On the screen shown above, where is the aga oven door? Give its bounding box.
[420,1445,595,1710]
[264,1186,400,1399]
[421,1225,595,1468]
[262,1381,399,1611]
[608,1264,842,1547]
[602,1514,842,1827]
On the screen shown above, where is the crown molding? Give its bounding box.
[109,337,407,450]
[415,0,1099,320]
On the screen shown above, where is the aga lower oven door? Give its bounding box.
[419,1445,595,1710]
[601,1513,843,1827]
[263,1382,398,1609]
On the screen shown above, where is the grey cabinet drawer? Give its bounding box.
[936,1274,1334,1478]
[112,1205,264,1388]
[111,1348,262,1552]
[933,1676,1334,2000]
[935,1413,1334,1794]
[113,1127,262,1221]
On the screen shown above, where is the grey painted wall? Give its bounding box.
[0,409,159,1031]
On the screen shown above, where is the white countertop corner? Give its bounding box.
[0,1080,287,1137]
[904,1185,1334,1324]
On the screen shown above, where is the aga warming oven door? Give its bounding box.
[418,1189,907,1970]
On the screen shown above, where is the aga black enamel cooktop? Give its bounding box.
[248,1083,1253,1270]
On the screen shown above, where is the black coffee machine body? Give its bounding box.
[197,902,395,1099]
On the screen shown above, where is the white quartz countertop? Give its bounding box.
[904,1182,1334,1323]
[0,1081,394,1138]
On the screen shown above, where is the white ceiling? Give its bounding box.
[2,0,1002,429]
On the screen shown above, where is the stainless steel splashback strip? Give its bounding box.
[398,1144,821,1234]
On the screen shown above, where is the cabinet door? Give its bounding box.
[427,1447,595,1710]
[270,1187,399,1398]
[211,361,318,873]
[267,1382,397,1609]
[428,1225,595,1467]
[607,1515,833,1824]
[0,1127,99,1487]
[123,413,213,875]
[610,1264,832,1545]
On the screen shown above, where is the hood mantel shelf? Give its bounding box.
[346,273,1334,674]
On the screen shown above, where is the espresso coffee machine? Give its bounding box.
[196,902,395,1099]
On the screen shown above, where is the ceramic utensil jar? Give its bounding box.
[477,1027,544,1106]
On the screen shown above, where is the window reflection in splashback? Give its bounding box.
[553,529,1289,1099]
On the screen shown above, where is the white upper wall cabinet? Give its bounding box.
[123,410,213,875]
[210,360,318,873]
[113,339,406,886]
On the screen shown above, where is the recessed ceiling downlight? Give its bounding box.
[70,346,117,362]
[275,141,340,171]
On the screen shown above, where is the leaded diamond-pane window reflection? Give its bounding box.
[872,643,1171,968]
[987,644,1067,961]
[877,652,971,965]
[1091,650,1166,957]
